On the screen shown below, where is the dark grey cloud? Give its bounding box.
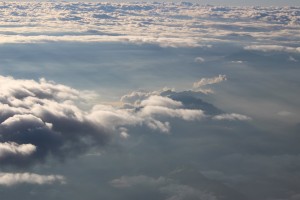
[0,76,109,167]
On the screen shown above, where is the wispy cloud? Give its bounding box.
[213,113,251,121]
[244,45,300,54]
[193,75,227,94]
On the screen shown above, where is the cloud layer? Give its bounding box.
[0,2,298,49]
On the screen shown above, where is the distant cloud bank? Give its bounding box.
[0,2,299,49]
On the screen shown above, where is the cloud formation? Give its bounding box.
[0,2,298,48]
[0,75,209,166]
[245,45,300,54]
[193,75,227,94]
[0,142,36,160]
[110,175,218,200]
[0,173,65,186]
[213,113,251,121]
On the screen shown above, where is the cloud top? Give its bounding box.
[0,75,212,166]
[0,2,298,48]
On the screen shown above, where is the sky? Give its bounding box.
[0,1,300,200]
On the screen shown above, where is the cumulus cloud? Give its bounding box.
[0,173,65,186]
[0,142,36,160]
[0,75,207,166]
[0,75,111,166]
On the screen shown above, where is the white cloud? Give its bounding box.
[119,127,130,139]
[213,113,251,121]
[120,88,174,105]
[140,96,182,109]
[140,106,205,121]
[193,75,227,94]
[193,75,227,88]
[0,173,65,186]
[195,57,205,63]
[0,2,298,47]
[244,45,300,54]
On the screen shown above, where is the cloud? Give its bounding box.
[212,113,251,121]
[193,75,227,94]
[120,88,174,105]
[193,75,227,88]
[244,45,300,54]
[288,56,298,62]
[140,96,183,109]
[110,175,167,188]
[0,173,65,186]
[194,57,205,63]
[0,75,111,167]
[109,167,248,200]
[110,175,218,200]
[140,106,204,121]
[0,75,207,166]
[0,142,36,159]
[0,2,298,48]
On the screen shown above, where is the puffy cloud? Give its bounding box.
[212,113,251,121]
[0,75,110,167]
[0,2,298,48]
[0,173,65,186]
[140,96,182,109]
[0,142,36,159]
[0,75,207,166]
[140,106,204,121]
[120,88,174,105]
